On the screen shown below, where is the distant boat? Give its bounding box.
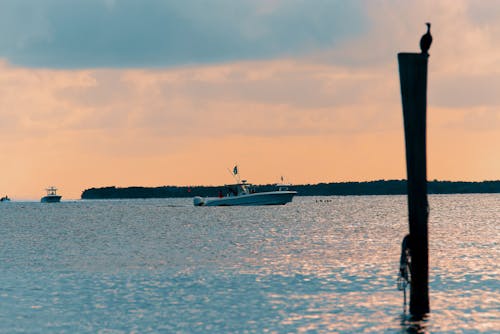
[0,195,10,202]
[194,181,297,207]
[41,187,62,203]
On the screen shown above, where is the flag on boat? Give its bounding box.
[233,165,238,175]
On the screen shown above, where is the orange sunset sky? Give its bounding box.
[0,0,499,199]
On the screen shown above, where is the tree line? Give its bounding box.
[81,180,500,199]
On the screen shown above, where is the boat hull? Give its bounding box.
[195,191,296,206]
[41,195,62,203]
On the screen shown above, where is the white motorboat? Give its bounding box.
[41,187,62,203]
[193,181,297,206]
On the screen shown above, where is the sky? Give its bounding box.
[0,0,499,200]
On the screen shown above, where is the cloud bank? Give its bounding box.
[0,0,366,68]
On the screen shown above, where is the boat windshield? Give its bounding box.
[225,183,253,196]
[276,183,291,191]
[46,187,58,196]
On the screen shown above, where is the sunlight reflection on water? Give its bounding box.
[0,194,498,333]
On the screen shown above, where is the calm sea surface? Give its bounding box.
[0,195,498,333]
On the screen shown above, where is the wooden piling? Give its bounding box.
[398,52,430,316]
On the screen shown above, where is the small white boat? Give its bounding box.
[41,187,62,203]
[194,181,297,206]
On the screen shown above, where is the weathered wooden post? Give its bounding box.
[397,23,432,317]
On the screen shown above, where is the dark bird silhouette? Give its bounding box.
[420,22,432,54]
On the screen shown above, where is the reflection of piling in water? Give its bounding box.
[398,52,430,316]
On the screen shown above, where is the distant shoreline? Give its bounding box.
[81,180,500,199]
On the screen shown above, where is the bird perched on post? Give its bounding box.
[420,22,432,55]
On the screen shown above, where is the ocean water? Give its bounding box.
[0,194,498,333]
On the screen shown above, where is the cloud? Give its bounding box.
[55,60,402,138]
[0,0,366,68]
[431,74,500,108]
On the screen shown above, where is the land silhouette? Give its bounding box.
[81,180,500,199]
